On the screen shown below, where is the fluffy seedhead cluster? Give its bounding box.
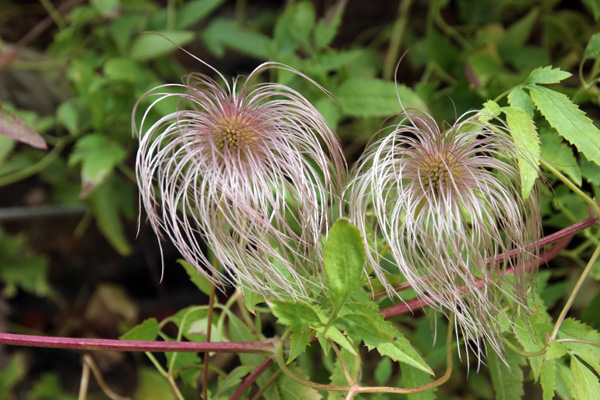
[134,61,346,301]
[347,111,541,361]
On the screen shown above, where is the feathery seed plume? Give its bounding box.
[134,59,346,301]
[347,110,541,362]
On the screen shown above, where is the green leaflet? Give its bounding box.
[571,356,600,400]
[525,66,572,85]
[336,78,428,117]
[400,362,437,400]
[288,330,311,364]
[69,133,126,196]
[201,18,270,59]
[502,106,540,200]
[313,1,345,50]
[528,85,600,167]
[584,32,600,59]
[120,318,159,341]
[540,359,556,400]
[323,219,365,311]
[488,348,524,400]
[334,312,394,346]
[89,179,132,256]
[508,87,535,117]
[177,260,213,296]
[270,301,323,330]
[130,30,195,61]
[540,131,582,186]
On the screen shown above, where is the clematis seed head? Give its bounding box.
[347,110,541,364]
[133,58,346,302]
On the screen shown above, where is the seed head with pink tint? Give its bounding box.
[347,110,541,364]
[133,61,346,301]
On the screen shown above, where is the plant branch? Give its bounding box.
[380,235,573,319]
[230,358,274,400]
[542,159,600,217]
[550,240,600,340]
[374,215,597,299]
[0,333,274,354]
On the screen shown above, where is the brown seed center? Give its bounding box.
[214,118,256,150]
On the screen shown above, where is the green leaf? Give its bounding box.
[314,326,356,356]
[0,353,26,394]
[213,365,253,398]
[488,348,524,400]
[288,330,311,364]
[529,86,600,167]
[270,301,323,330]
[511,317,544,380]
[375,339,434,376]
[176,0,225,29]
[202,18,269,59]
[557,319,600,374]
[313,1,346,50]
[334,312,394,346]
[540,131,582,186]
[69,134,126,197]
[130,31,195,61]
[120,318,159,341]
[497,8,539,56]
[400,363,437,400]
[103,58,154,85]
[525,66,572,85]
[571,356,600,400]
[336,78,428,117]
[375,357,393,386]
[274,1,315,50]
[323,219,365,311]
[585,32,600,59]
[508,87,535,117]
[277,363,323,400]
[582,290,600,330]
[540,359,556,400]
[580,155,600,186]
[177,259,213,296]
[89,179,132,256]
[556,361,575,399]
[134,368,176,400]
[482,99,501,118]
[28,372,74,400]
[502,106,540,200]
[90,0,119,17]
[583,0,600,21]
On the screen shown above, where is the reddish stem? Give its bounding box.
[230,358,274,400]
[0,333,273,354]
[0,217,594,398]
[380,235,573,319]
[373,215,599,299]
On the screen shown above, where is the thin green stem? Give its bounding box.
[38,0,66,29]
[274,322,455,395]
[550,241,600,340]
[556,338,600,346]
[542,159,600,217]
[383,0,413,81]
[0,139,66,187]
[504,339,548,357]
[274,340,350,392]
